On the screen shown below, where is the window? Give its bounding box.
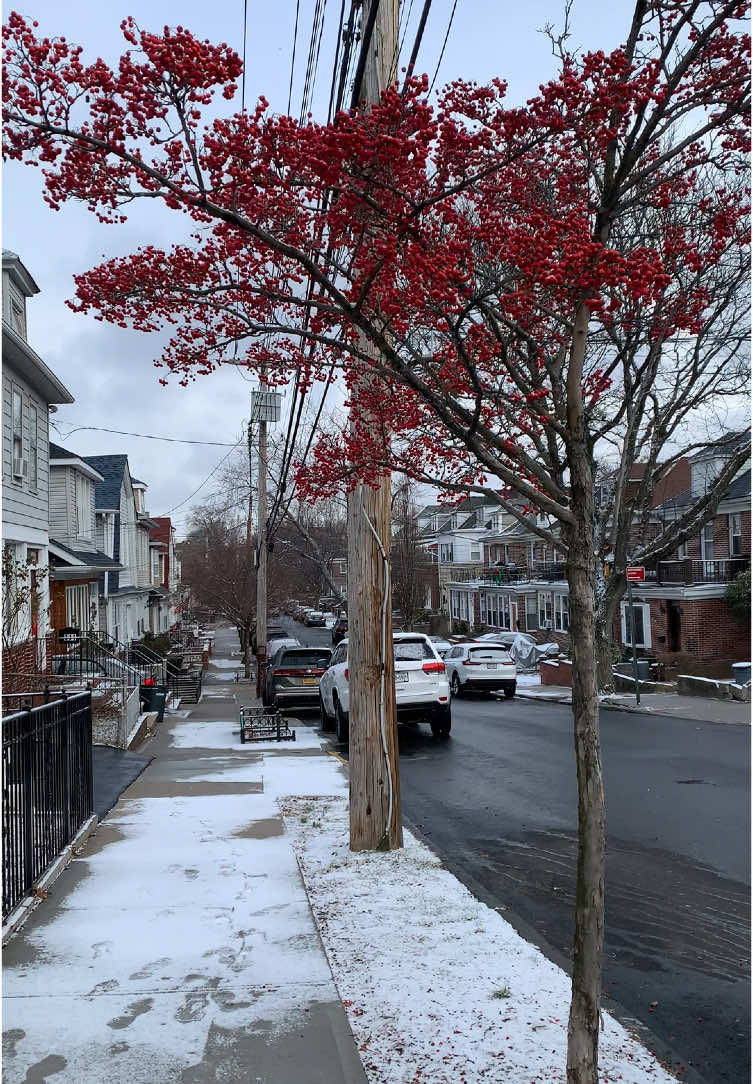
[525,595,538,632]
[554,594,569,632]
[470,545,481,562]
[75,474,91,537]
[677,540,688,559]
[439,543,454,563]
[29,404,38,490]
[65,584,91,630]
[538,591,553,629]
[700,522,714,562]
[729,513,742,557]
[11,386,23,473]
[620,602,651,648]
[10,297,26,338]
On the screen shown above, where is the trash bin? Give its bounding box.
[731,662,751,686]
[152,685,168,723]
[140,682,155,710]
[636,659,650,681]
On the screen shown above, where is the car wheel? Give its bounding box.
[504,684,516,699]
[334,696,349,744]
[319,692,334,732]
[430,707,452,738]
[451,673,463,698]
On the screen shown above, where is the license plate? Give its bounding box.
[302,677,317,685]
[395,671,408,683]
[486,663,498,670]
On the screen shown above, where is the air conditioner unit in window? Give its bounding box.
[541,619,552,629]
[12,457,28,479]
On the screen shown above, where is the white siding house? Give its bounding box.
[2,251,74,658]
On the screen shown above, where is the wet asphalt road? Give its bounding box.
[282,617,751,1084]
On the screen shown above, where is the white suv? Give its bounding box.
[319,632,451,743]
[444,642,517,698]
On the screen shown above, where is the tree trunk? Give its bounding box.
[595,571,625,690]
[241,626,251,679]
[565,298,606,1084]
[566,480,606,1083]
[347,475,403,851]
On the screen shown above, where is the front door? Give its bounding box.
[668,601,681,653]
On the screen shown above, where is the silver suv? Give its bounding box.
[444,642,517,698]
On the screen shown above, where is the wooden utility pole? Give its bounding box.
[347,0,403,852]
[255,399,268,697]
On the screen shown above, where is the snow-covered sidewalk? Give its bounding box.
[283,795,678,1084]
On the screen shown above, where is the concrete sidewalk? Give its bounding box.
[516,684,751,724]
[2,626,366,1084]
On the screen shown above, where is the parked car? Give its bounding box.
[263,646,332,710]
[331,615,348,644]
[476,630,558,655]
[304,610,327,627]
[266,636,301,660]
[319,632,451,743]
[429,636,452,657]
[444,642,517,698]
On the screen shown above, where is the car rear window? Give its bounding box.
[394,639,434,662]
[278,650,331,668]
[469,647,512,661]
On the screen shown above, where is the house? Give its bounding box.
[617,462,751,666]
[2,251,74,672]
[148,517,182,633]
[81,455,158,644]
[47,442,123,633]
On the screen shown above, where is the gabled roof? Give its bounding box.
[49,442,104,482]
[2,250,39,297]
[723,469,751,502]
[83,454,129,511]
[690,432,750,460]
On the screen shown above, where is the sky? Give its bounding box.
[3,1,629,537]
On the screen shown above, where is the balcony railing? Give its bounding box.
[655,556,749,585]
[444,563,568,585]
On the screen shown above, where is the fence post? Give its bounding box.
[21,701,34,901]
[61,690,72,839]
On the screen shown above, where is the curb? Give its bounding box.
[2,813,98,945]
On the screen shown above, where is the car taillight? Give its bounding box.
[144,677,155,686]
[422,661,446,673]
[464,659,482,666]
[344,668,348,680]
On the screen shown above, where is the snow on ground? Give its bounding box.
[208,657,242,669]
[282,797,678,1084]
[169,718,326,752]
[515,673,541,687]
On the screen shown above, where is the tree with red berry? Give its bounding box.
[4,3,749,1079]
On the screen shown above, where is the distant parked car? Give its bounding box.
[304,610,327,627]
[332,616,348,644]
[266,636,301,660]
[429,636,452,658]
[444,642,517,698]
[319,632,451,743]
[263,646,332,710]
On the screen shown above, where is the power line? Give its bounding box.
[160,437,247,516]
[401,0,433,92]
[241,0,248,110]
[287,0,301,115]
[49,423,238,447]
[428,0,459,94]
[350,0,383,108]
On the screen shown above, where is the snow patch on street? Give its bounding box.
[169,719,326,752]
[283,796,678,1084]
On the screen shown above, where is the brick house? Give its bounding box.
[617,466,750,667]
[148,517,182,633]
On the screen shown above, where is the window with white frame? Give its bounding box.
[620,601,651,648]
[538,591,553,629]
[75,474,91,537]
[10,296,26,338]
[470,544,481,561]
[11,386,23,474]
[554,593,569,632]
[65,584,91,630]
[151,550,160,582]
[439,543,454,563]
[728,513,742,556]
[29,404,38,490]
[677,539,688,559]
[700,522,714,562]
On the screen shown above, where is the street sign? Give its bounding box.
[626,566,645,582]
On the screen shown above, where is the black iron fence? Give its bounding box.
[2,691,94,919]
[656,556,749,585]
